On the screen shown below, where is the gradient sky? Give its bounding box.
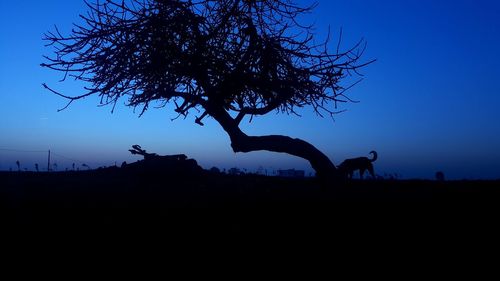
[1,0,499,179]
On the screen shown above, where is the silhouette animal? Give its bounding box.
[338,151,378,179]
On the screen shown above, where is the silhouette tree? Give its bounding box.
[35,163,39,172]
[42,0,373,178]
[16,160,20,172]
[435,171,445,181]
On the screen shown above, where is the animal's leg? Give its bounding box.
[368,166,375,178]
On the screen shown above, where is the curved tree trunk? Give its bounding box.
[231,134,337,178]
[207,105,337,179]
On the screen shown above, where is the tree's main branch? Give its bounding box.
[206,102,337,176]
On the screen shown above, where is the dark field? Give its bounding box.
[1,169,499,251]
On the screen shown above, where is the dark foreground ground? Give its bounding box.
[1,169,499,254]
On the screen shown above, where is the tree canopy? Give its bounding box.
[42,0,373,178]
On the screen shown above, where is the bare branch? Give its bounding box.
[42,0,373,119]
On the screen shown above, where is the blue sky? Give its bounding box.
[1,0,499,179]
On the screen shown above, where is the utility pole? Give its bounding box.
[47,149,51,172]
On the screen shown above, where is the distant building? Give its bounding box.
[277,169,305,178]
[228,167,242,175]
